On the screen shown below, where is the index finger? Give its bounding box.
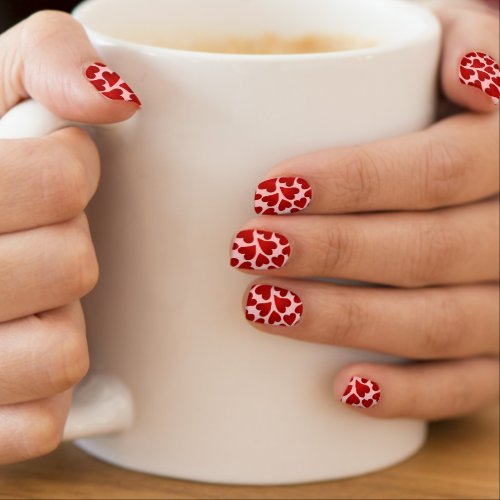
[436,6,499,110]
[255,111,499,214]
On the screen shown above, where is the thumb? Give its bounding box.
[0,10,141,123]
[435,5,499,111]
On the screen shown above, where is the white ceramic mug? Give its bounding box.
[0,0,441,485]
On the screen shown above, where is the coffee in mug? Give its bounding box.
[136,32,375,54]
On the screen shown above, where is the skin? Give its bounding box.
[0,5,498,463]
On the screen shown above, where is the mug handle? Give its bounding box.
[0,100,134,441]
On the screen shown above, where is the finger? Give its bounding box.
[0,214,99,323]
[233,198,499,287]
[243,280,499,359]
[0,390,72,464]
[332,357,499,419]
[0,127,100,234]
[436,6,500,109]
[0,11,141,121]
[254,112,499,215]
[0,302,88,405]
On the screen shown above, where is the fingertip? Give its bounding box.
[456,52,499,110]
[16,12,143,124]
[332,365,353,401]
[48,61,142,124]
[72,97,141,125]
[82,61,142,112]
[334,366,382,412]
[440,48,499,112]
[437,8,500,112]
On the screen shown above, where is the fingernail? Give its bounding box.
[245,284,302,327]
[255,177,312,215]
[231,229,291,270]
[341,376,381,408]
[459,52,500,104]
[85,62,142,106]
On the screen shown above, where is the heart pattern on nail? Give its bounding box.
[85,62,142,105]
[254,177,312,215]
[245,284,303,327]
[341,376,380,409]
[459,52,500,104]
[231,230,291,270]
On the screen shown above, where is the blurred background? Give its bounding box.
[0,0,79,32]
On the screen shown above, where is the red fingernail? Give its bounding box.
[459,52,500,104]
[231,230,291,270]
[341,376,381,408]
[85,62,142,106]
[254,177,312,215]
[245,284,303,327]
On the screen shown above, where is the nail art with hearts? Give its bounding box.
[231,230,291,270]
[459,52,500,104]
[341,376,381,408]
[254,177,312,215]
[245,284,303,327]
[85,62,142,105]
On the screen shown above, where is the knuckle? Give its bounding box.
[27,9,72,26]
[319,222,356,275]
[45,324,89,393]
[22,11,73,51]
[40,140,91,220]
[332,299,365,345]
[419,292,465,357]
[420,137,466,206]
[322,149,382,209]
[442,381,471,417]
[404,217,463,287]
[23,405,63,459]
[25,10,72,39]
[60,218,99,298]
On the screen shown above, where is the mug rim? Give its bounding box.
[73,0,441,61]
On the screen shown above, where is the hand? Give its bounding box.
[0,11,141,464]
[231,5,499,418]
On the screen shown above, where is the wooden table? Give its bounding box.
[0,402,498,499]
